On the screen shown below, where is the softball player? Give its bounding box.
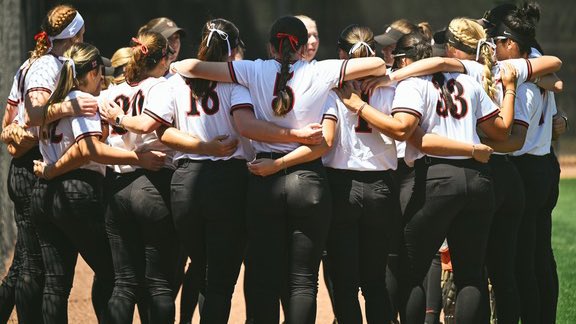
[0,5,97,323]
[171,15,388,324]
[337,32,518,323]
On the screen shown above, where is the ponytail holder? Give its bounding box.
[59,56,76,78]
[206,23,232,57]
[131,37,149,55]
[276,33,299,52]
[34,31,53,53]
[348,41,375,56]
[476,38,496,62]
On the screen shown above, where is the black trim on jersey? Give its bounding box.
[75,131,103,143]
[143,109,172,127]
[391,107,422,119]
[514,119,529,128]
[456,59,468,74]
[322,114,338,122]
[230,103,254,115]
[477,108,500,124]
[228,62,238,84]
[7,99,18,106]
[338,59,349,88]
[26,87,52,96]
[525,59,533,81]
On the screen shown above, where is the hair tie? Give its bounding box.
[59,56,76,78]
[348,41,375,56]
[206,23,232,57]
[34,31,52,52]
[476,38,496,62]
[131,37,149,55]
[276,33,299,52]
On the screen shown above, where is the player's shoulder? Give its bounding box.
[29,54,62,71]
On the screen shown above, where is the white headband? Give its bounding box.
[348,41,375,56]
[59,56,76,78]
[49,12,84,43]
[206,23,232,57]
[475,38,496,62]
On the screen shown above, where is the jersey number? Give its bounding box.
[271,71,295,113]
[355,92,372,133]
[49,121,62,144]
[110,91,144,135]
[187,82,220,116]
[435,79,468,119]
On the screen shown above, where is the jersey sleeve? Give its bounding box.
[476,84,501,124]
[322,91,339,123]
[391,78,424,119]
[501,58,532,87]
[459,59,483,80]
[227,60,256,88]
[24,58,61,96]
[72,114,103,142]
[314,59,348,88]
[512,83,531,128]
[229,84,254,115]
[7,73,20,106]
[142,81,174,127]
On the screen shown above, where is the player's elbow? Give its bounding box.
[552,80,563,93]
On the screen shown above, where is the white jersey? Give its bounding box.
[322,87,397,171]
[40,90,105,175]
[98,86,133,173]
[145,73,255,162]
[228,58,347,153]
[7,54,63,136]
[392,73,499,166]
[511,83,553,156]
[101,77,175,170]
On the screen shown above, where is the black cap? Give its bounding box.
[145,17,186,39]
[101,56,114,77]
[478,4,516,30]
[374,26,405,47]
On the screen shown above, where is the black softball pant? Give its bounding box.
[171,158,248,324]
[512,153,556,324]
[485,155,525,324]
[31,169,114,324]
[106,168,179,324]
[244,155,331,324]
[400,157,494,324]
[325,168,400,324]
[0,148,43,324]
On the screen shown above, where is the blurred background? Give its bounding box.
[0,0,574,270]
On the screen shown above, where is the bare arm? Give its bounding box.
[342,57,387,81]
[2,103,18,128]
[233,108,323,145]
[390,57,465,82]
[481,124,527,153]
[527,56,562,79]
[157,125,237,157]
[534,74,563,93]
[170,59,233,82]
[25,91,98,126]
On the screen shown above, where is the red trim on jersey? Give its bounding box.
[391,107,422,119]
[143,109,172,127]
[513,119,529,128]
[7,99,19,106]
[75,131,103,143]
[322,114,338,122]
[338,60,349,88]
[230,103,254,115]
[477,109,500,124]
[525,58,533,81]
[228,62,238,84]
[26,87,52,96]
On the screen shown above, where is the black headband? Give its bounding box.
[445,29,477,55]
[489,23,534,47]
[392,46,419,58]
[76,55,104,76]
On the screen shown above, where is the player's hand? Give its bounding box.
[552,114,567,140]
[2,124,35,145]
[500,62,518,90]
[203,135,238,157]
[293,123,323,145]
[471,144,493,163]
[333,81,365,113]
[99,99,124,125]
[136,151,166,171]
[247,158,282,177]
[70,95,99,117]
[361,75,392,92]
[33,160,54,179]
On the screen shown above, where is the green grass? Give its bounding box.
[553,179,576,323]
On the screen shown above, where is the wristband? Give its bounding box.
[471,144,476,158]
[356,102,367,115]
[505,89,516,97]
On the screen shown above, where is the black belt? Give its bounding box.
[255,152,288,159]
[490,154,511,162]
[417,156,476,166]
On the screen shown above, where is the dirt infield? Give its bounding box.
[6,161,576,323]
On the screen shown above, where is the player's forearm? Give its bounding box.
[236,118,299,143]
[78,136,141,166]
[276,120,335,168]
[171,59,233,82]
[389,57,465,82]
[158,126,206,154]
[481,125,527,153]
[46,143,90,179]
[533,74,563,93]
[2,103,18,129]
[357,105,415,141]
[119,114,160,134]
[407,128,474,157]
[343,57,387,81]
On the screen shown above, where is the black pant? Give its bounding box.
[244,155,331,324]
[0,148,43,324]
[325,168,399,324]
[424,253,442,324]
[171,159,247,324]
[31,169,114,324]
[401,157,494,324]
[106,168,179,324]
[512,153,556,324]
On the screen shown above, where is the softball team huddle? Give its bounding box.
[0,2,567,324]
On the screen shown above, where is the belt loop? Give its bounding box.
[424,156,432,165]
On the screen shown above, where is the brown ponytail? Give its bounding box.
[31,5,77,59]
[124,31,171,83]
